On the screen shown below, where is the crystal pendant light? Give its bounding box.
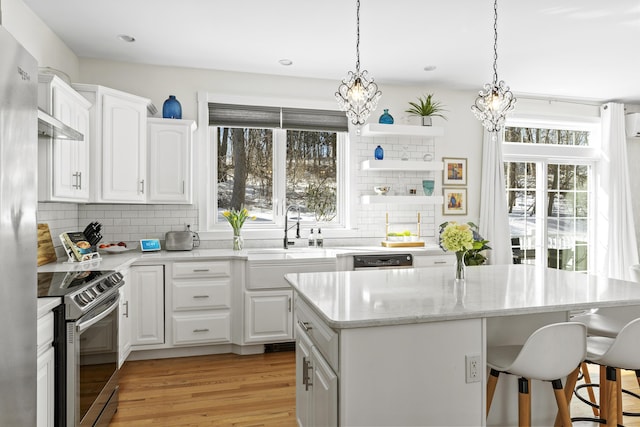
[471,0,516,132]
[336,0,381,130]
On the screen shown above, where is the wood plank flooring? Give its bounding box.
[110,351,640,426]
[109,351,296,426]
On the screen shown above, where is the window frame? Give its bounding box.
[502,115,601,272]
[196,92,353,241]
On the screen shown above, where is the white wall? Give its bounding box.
[2,0,80,80]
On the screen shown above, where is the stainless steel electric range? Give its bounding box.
[38,270,124,427]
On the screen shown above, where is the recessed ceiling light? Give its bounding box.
[117,34,136,43]
[279,59,293,66]
[423,65,437,72]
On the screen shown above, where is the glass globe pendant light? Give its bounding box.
[471,0,516,132]
[336,0,381,130]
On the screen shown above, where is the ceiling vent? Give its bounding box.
[625,113,640,138]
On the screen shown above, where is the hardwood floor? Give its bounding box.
[110,351,640,426]
[109,351,296,426]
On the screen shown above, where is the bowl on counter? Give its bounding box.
[374,186,391,195]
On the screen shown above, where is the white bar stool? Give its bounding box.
[569,318,640,426]
[486,322,586,427]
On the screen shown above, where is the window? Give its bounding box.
[504,123,598,272]
[210,102,348,229]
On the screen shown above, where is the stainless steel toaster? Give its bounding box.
[165,231,195,251]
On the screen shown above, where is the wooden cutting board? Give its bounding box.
[37,223,58,266]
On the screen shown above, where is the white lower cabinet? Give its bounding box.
[130,265,165,346]
[245,259,335,345]
[37,311,54,427]
[244,290,292,343]
[295,321,338,427]
[118,268,132,366]
[170,261,232,346]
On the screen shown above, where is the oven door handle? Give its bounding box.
[77,294,120,333]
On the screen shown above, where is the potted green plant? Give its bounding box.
[405,94,447,126]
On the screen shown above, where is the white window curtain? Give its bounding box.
[597,102,639,280]
[479,130,512,265]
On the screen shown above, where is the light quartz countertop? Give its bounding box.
[285,264,640,329]
[37,244,445,273]
[38,297,61,318]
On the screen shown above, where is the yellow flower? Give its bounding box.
[221,206,255,234]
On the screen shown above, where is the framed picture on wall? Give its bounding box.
[443,187,467,215]
[443,157,467,185]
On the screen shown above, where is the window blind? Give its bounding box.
[208,103,347,132]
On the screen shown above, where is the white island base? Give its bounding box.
[287,265,640,426]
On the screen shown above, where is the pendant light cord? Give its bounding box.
[492,0,499,85]
[355,0,361,73]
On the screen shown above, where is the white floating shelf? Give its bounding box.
[361,159,443,171]
[360,123,444,137]
[361,195,444,205]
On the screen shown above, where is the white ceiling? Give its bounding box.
[23,0,640,103]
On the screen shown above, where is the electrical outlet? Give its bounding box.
[466,354,481,383]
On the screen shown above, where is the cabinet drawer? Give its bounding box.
[172,280,230,311]
[37,311,54,353]
[295,296,339,371]
[173,261,231,279]
[413,254,455,268]
[172,313,230,345]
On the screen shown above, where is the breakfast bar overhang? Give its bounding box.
[285,264,640,426]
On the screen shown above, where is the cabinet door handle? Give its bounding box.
[193,295,210,299]
[139,179,145,194]
[182,181,185,194]
[298,320,312,332]
[72,172,80,189]
[303,357,313,391]
[78,171,82,190]
[193,328,210,333]
[193,269,210,272]
[123,300,129,318]
[288,297,292,313]
[434,261,448,265]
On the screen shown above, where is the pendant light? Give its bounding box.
[471,0,516,132]
[336,0,381,129]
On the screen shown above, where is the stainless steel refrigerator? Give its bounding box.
[0,24,38,426]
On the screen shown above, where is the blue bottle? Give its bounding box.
[374,145,384,160]
[163,95,182,119]
[378,109,394,124]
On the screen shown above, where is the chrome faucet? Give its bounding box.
[284,205,301,249]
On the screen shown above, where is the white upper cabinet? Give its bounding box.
[147,118,196,204]
[73,84,150,203]
[38,75,91,202]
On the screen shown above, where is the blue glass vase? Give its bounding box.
[162,95,182,119]
[374,145,384,160]
[378,109,394,124]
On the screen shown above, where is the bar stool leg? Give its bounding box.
[600,365,608,421]
[636,369,640,389]
[581,362,599,416]
[616,368,622,425]
[552,379,572,427]
[555,365,580,427]
[605,366,617,427]
[486,369,500,417]
[518,377,531,427]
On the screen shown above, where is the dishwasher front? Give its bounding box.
[353,253,413,270]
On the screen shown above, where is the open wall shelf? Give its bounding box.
[360,123,444,137]
[361,195,444,205]
[361,159,443,171]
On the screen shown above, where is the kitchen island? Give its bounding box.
[285,264,640,426]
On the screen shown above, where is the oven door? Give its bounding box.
[67,293,120,427]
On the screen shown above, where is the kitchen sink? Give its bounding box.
[246,247,349,260]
